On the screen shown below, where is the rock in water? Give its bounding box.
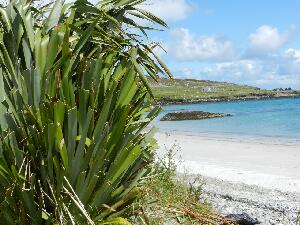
[160,111,231,121]
[225,213,260,225]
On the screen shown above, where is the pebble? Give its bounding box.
[191,175,300,225]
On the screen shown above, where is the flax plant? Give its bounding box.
[0,0,170,224]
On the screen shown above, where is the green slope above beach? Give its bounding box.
[150,78,300,104]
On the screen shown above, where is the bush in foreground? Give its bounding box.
[0,0,170,224]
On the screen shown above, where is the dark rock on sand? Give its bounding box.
[223,213,260,225]
[160,111,231,121]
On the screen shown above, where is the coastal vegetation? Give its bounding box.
[130,146,236,225]
[151,78,300,104]
[0,0,235,224]
[0,0,171,224]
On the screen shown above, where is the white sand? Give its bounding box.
[156,132,300,193]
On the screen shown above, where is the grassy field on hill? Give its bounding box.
[150,78,300,104]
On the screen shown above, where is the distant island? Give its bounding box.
[150,78,300,105]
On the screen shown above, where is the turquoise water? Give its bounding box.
[155,98,300,143]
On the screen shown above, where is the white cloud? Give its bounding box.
[169,28,237,61]
[173,53,300,88]
[278,48,300,75]
[247,25,294,55]
[255,76,300,87]
[284,48,300,61]
[139,0,193,22]
[165,25,300,88]
[197,60,263,81]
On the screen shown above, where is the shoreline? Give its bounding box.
[156,131,300,224]
[156,94,300,105]
[155,129,300,147]
[156,131,300,193]
[195,175,300,225]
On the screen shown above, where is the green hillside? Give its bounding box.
[150,78,300,104]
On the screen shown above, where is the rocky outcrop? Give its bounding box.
[224,213,260,225]
[160,111,231,121]
[156,92,300,105]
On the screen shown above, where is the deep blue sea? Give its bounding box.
[155,98,300,143]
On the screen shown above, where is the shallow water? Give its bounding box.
[155,98,300,143]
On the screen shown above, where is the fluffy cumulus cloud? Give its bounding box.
[172,57,300,88]
[165,25,300,88]
[139,0,193,22]
[196,60,263,82]
[187,55,300,88]
[284,48,300,61]
[278,48,300,75]
[247,25,295,55]
[169,28,238,61]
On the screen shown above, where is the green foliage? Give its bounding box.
[131,145,235,225]
[0,0,171,224]
[150,78,298,102]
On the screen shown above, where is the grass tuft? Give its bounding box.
[131,145,237,225]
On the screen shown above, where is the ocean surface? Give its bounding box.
[155,98,300,143]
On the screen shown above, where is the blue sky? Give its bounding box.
[140,0,300,89]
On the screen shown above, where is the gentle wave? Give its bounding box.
[155,98,300,143]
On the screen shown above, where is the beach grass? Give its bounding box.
[131,145,236,225]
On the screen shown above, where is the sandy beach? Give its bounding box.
[156,132,300,224]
